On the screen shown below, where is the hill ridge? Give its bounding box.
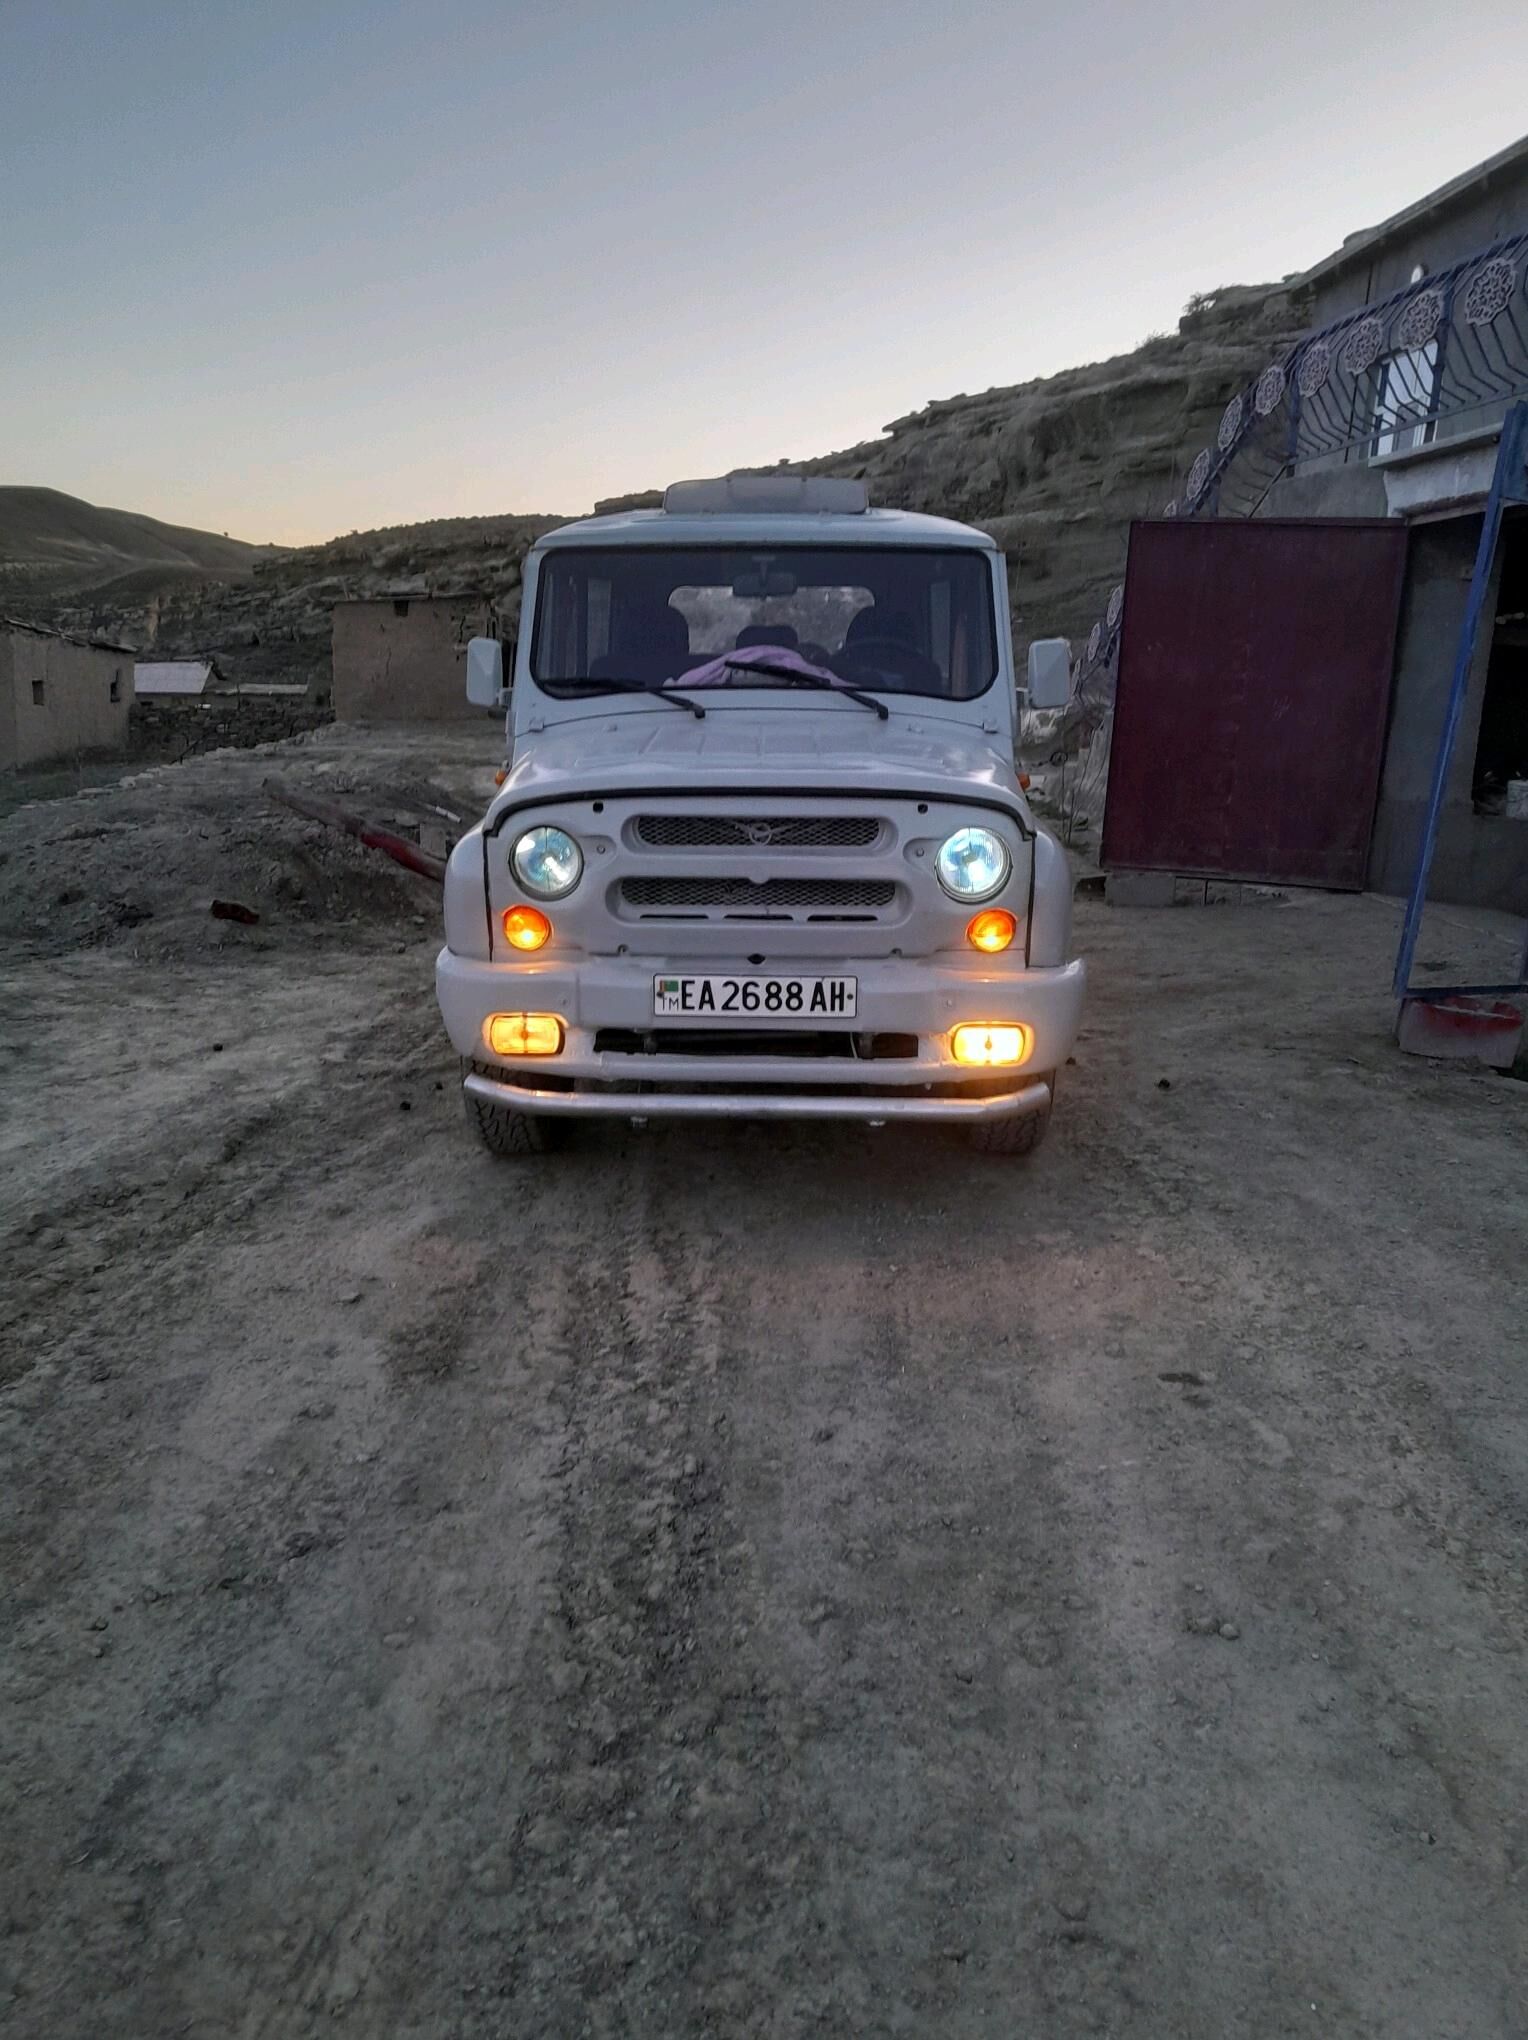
[0,485,275,589]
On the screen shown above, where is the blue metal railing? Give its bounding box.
[1391,400,1528,1003]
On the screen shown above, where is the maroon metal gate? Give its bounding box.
[1101,518,1408,889]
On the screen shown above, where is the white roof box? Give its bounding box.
[662,472,869,516]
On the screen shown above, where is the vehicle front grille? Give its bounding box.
[593,1028,919,1059]
[635,813,880,850]
[619,875,897,919]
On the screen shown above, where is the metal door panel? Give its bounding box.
[1101,519,1407,888]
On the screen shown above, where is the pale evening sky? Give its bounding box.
[3,0,1526,545]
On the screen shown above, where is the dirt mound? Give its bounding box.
[0,726,496,965]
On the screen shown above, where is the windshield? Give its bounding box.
[530,545,998,701]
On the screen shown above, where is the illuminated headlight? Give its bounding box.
[511,825,583,900]
[935,826,1010,902]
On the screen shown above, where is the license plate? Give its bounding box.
[654,974,857,1019]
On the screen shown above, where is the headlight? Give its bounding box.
[511,825,583,899]
[935,825,1010,902]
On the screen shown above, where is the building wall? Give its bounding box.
[129,695,333,761]
[1367,514,1527,914]
[0,635,14,770]
[331,598,490,722]
[1247,160,1528,913]
[1,631,132,770]
[1289,156,1528,488]
[1254,466,1388,519]
[1305,156,1528,331]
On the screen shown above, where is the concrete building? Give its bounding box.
[331,594,492,722]
[1,617,134,771]
[1264,138,1528,909]
[1081,135,1528,914]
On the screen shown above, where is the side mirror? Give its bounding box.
[466,636,508,709]
[1025,637,1072,711]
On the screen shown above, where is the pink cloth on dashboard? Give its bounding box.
[664,646,848,689]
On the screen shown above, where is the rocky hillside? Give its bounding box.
[4,278,1307,684]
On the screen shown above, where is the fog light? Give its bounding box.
[950,1023,1031,1067]
[966,908,1017,954]
[487,1012,563,1057]
[502,905,551,951]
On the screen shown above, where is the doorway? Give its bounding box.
[1471,509,1528,814]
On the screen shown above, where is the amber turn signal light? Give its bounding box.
[501,905,551,951]
[486,1012,563,1057]
[950,1023,1031,1067]
[966,908,1017,954]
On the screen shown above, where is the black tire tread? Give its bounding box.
[462,1061,556,1156]
[968,1072,1055,1156]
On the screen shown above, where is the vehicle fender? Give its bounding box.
[1028,827,1074,967]
[444,826,492,960]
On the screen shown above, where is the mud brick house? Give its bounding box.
[1,616,134,770]
[331,594,493,722]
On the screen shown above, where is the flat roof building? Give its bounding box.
[1,617,134,771]
[331,594,492,722]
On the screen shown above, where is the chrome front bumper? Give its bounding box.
[462,1069,1053,1123]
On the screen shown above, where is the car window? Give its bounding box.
[531,545,997,699]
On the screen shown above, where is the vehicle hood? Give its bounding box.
[483,703,1027,829]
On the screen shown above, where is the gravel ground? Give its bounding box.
[2,729,1526,2038]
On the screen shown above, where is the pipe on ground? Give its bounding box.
[263,778,448,884]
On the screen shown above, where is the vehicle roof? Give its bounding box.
[534,506,999,552]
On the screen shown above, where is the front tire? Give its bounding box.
[968,1073,1054,1157]
[463,1063,559,1157]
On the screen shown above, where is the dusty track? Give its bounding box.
[2,735,1526,2037]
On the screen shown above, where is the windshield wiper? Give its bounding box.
[722,657,889,720]
[561,676,706,718]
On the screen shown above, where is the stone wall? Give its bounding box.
[128,695,333,762]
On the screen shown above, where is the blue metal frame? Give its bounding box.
[1392,399,1528,1003]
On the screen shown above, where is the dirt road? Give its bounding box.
[3,731,1526,2037]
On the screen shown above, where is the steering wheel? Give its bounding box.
[835,636,937,684]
